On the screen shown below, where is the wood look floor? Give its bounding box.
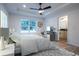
[58,39,79,55]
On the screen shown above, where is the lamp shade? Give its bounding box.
[46,26,50,31]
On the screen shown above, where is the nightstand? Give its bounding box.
[0,44,15,56]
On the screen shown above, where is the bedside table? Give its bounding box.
[0,44,15,56]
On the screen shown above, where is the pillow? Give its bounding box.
[10,34,20,43]
[8,37,16,44]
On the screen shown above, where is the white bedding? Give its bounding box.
[10,33,50,56]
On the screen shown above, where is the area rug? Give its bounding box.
[30,42,77,56]
[30,49,76,56]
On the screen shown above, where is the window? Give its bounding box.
[0,10,8,28]
[21,19,36,33]
[30,20,36,32]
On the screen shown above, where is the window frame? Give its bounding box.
[20,19,37,33]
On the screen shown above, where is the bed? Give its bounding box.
[10,33,51,56]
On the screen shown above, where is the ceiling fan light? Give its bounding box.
[38,10,44,13]
[22,4,26,8]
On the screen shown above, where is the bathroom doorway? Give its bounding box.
[58,16,68,48]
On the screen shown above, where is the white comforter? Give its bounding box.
[10,33,50,56]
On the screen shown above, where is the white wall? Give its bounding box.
[45,16,58,32]
[45,4,79,47]
[8,14,44,33]
[68,10,79,47]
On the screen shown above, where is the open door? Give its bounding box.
[58,16,68,48]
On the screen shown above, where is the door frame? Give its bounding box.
[57,15,68,41]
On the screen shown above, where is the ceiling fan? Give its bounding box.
[30,3,51,15]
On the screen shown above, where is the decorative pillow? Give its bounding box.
[8,37,16,44]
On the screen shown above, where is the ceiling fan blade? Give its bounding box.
[43,6,51,10]
[30,8,39,10]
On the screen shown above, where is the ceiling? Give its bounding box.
[3,3,69,17]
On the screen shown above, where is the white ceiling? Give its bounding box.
[3,3,69,17]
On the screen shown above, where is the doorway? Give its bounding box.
[58,16,68,48]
